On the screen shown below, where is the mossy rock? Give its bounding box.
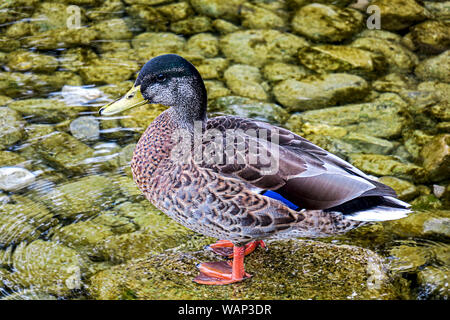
[169,16,212,35]
[40,175,116,219]
[350,37,418,74]
[298,45,386,78]
[210,95,289,125]
[263,62,311,83]
[0,72,82,98]
[378,176,419,201]
[7,240,86,296]
[186,33,219,58]
[7,50,59,73]
[240,3,287,30]
[34,131,95,173]
[8,99,83,123]
[220,30,309,67]
[370,0,429,31]
[204,80,231,100]
[194,58,229,80]
[223,64,269,101]
[287,93,407,139]
[273,73,369,111]
[92,18,133,41]
[0,107,25,150]
[190,0,245,21]
[420,134,450,182]
[348,154,425,182]
[384,210,450,240]
[415,51,450,83]
[406,20,450,54]
[22,27,98,50]
[88,239,403,300]
[292,4,363,42]
[132,32,186,63]
[0,196,57,247]
[157,2,194,22]
[120,104,169,134]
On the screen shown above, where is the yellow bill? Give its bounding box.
[99,85,147,116]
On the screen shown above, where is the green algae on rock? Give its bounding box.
[41,175,115,219]
[240,2,287,30]
[88,239,404,300]
[292,3,363,42]
[223,64,269,101]
[406,20,450,54]
[220,29,309,67]
[273,73,369,111]
[287,93,407,138]
[8,99,83,123]
[0,107,25,150]
[7,240,86,296]
[298,45,386,78]
[420,134,450,182]
[378,176,419,201]
[263,62,312,83]
[348,154,425,182]
[370,0,429,31]
[7,50,59,73]
[415,50,450,82]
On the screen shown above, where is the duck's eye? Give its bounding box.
[156,74,166,82]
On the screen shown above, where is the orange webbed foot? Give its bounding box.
[207,240,266,258]
[194,245,251,285]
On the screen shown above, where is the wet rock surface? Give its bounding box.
[88,239,405,300]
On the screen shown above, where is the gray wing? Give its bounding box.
[203,116,396,210]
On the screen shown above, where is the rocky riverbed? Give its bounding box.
[0,0,449,300]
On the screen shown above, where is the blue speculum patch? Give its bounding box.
[262,190,299,210]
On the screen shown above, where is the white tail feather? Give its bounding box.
[346,206,411,222]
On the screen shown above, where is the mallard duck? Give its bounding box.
[100,54,411,285]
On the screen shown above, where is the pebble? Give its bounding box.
[0,166,36,191]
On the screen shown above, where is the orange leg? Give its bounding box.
[194,245,251,285]
[207,240,266,258]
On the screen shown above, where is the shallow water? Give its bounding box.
[0,0,449,300]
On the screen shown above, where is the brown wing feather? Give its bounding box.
[203,116,396,210]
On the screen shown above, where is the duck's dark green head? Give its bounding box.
[100,54,207,124]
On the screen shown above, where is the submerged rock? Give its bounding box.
[34,131,95,173]
[348,154,424,181]
[292,4,363,42]
[240,3,287,30]
[420,134,450,182]
[287,94,407,138]
[220,30,309,67]
[0,108,25,150]
[88,239,403,300]
[0,167,36,192]
[210,96,289,125]
[223,64,269,101]
[378,176,419,201]
[263,62,311,83]
[7,240,85,296]
[0,196,57,247]
[406,20,450,54]
[350,37,418,74]
[415,50,450,82]
[370,0,429,31]
[298,45,386,78]
[273,73,368,111]
[41,175,115,219]
[186,33,219,58]
[190,0,245,21]
[132,32,186,63]
[8,99,82,123]
[7,51,59,73]
[70,116,100,142]
[169,16,212,35]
